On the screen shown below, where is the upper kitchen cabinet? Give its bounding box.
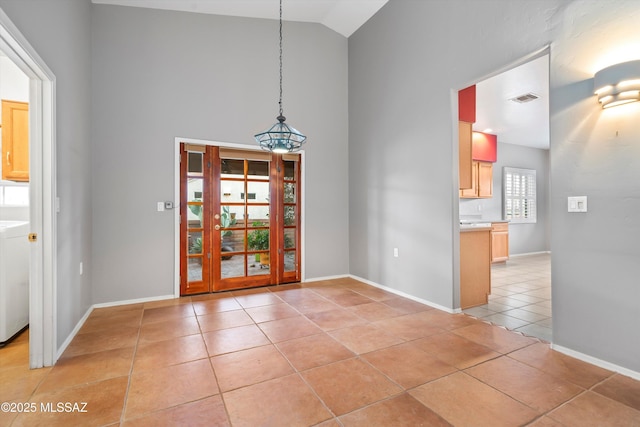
[1,100,29,182]
[460,160,492,198]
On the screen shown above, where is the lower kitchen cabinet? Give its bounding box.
[491,222,509,263]
[460,228,491,309]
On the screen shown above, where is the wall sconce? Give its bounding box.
[594,60,640,108]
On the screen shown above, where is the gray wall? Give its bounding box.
[91,5,349,302]
[350,0,640,373]
[349,0,558,309]
[549,1,640,372]
[0,0,93,349]
[460,142,551,255]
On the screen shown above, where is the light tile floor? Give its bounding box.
[464,253,552,342]
[2,275,640,426]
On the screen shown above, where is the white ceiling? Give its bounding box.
[92,0,389,38]
[92,0,548,149]
[475,55,550,150]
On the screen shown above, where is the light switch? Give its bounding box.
[568,196,587,213]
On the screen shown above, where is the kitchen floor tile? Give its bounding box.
[133,334,208,371]
[339,393,451,426]
[362,342,456,389]
[15,376,128,427]
[591,373,640,412]
[413,332,500,369]
[6,272,639,427]
[202,324,270,356]
[197,309,254,332]
[138,316,201,344]
[224,374,332,427]
[302,358,402,416]
[192,296,242,315]
[121,395,229,427]
[37,346,134,393]
[304,308,367,331]
[371,313,445,341]
[509,342,613,389]
[244,303,300,323]
[465,356,583,412]
[257,315,323,343]
[328,324,404,354]
[410,372,538,427]
[125,359,218,419]
[347,301,404,321]
[452,322,537,354]
[211,344,294,392]
[276,333,354,371]
[547,391,640,426]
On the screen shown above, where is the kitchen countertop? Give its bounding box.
[459,219,509,232]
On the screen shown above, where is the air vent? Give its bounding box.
[510,92,539,103]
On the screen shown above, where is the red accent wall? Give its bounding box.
[458,85,476,123]
[472,132,497,162]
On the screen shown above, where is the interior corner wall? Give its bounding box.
[350,0,640,373]
[90,5,349,303]
[549,1,640,373]
[348,0,559,309]
[0,0,93,349]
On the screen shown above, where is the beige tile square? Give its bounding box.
[329,324,404,354]
[466,356,583,412]
[363,342,456,389]
[547,391,640,426]
[302,358,402,416]
[339,394,450,426]
[258,315,323,343]
[197,309,254,332]
[125,359,218,419]
[276,333,354,371]
[122,395,229,427]
[224,374,332,426]
[452,322,537,354]
[202,324,270,356]
[211,344,294,392]
[133,334,208,371]
[410,372,538,427]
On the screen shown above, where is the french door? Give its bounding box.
[180,144,301,295]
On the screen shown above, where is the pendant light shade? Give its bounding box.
[254,0,307,152]
[255,115,306,153]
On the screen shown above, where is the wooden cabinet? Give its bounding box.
[1,100,29,182]
[491,222,509,263]
[460,228,491,309]
[459,121,473,190]
[460,160,492,198]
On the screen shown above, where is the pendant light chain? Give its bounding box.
[278,0,284,118]
[254,0,307,153]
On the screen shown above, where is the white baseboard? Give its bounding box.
[348,274,458,314]
[509,251,551,258]
[92,294,175,309]
[303,274,350,283]
[551,343,640,381]
[56,305,93,360]
[56,294,176,360]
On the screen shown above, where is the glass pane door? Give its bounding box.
[180,144,301,295]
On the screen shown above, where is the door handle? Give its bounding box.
[6,151,10,166]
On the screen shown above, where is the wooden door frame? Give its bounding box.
[173,138,306,297]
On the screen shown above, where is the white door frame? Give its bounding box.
[173,137,306,296]
[0,9,57,368]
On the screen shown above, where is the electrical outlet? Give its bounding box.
[157,202,165,212]
[393,248,399,257]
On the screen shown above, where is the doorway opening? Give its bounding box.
[176,141,303,295]
[456,49,552,341]
[0,10,57,367]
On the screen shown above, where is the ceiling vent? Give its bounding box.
[510,92,539,103]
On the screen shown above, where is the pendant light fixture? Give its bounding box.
[254,0,307,153]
